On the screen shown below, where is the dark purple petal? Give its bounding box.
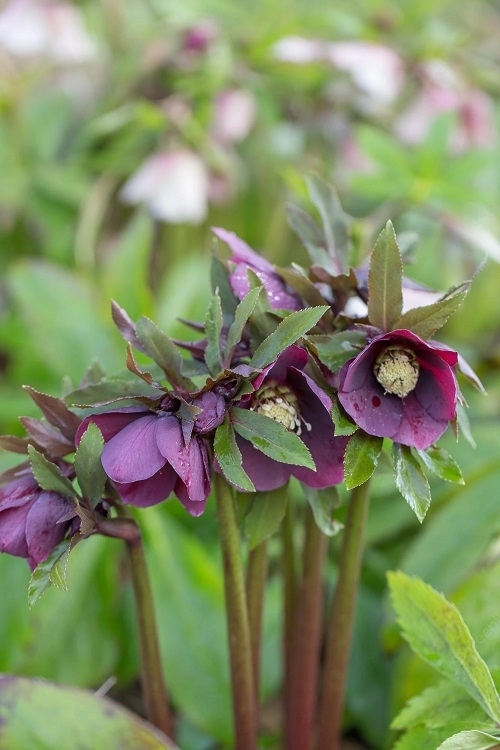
[102,414,166,483]
[154,417,211,503]
[212,227,274,272]
[0,475,39,510]
[236,436,292,491]
[0,506,30,558]
[25,491,75,567]
[174,478,209,517]
[76,407,150,445]
[113,464,178,507]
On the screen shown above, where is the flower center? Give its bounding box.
[251,380,309,435]
[373,345,419,399]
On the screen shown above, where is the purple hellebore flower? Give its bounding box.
[0,469,77,570]
[338,329,459,450]
[232,345,348,491]
[212,227,302,311]
[76,392,226,517]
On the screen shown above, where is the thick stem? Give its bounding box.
[285,505,328,750]
[214,473,257,750]
[316,480,371,750]
[282,499,297,736]
[246,541,268,707]
[124,519,173,738]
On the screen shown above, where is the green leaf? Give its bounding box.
[231,407,315,469]
[223,286,263,366]
[136,316,194,391]
[437,730,500,750]
[249,306,328,369]
[204,291,224,375]
[306,174,351,274]
[330,398,358,436]
[394,284,469,340]
[28,445,76,498]
[285,203,328,267]
[392,680,492,731]
[344,432,383,490]
[74,423,106,507]
[417,446,464,484]
[23,386,81,442]
[243,485,289,549]
[388,571,500,724]
[308,330,367,372]
[0,675,176,749]
[28,540,71,608]
[302,485,343,537]
[214,419,255,492]
[393,443,431,522]
[210,250,238,321]
[368,220,403,331]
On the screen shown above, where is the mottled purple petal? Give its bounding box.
[76,407,149,445]
[102,414,166,482]
[236,437,292,491]
[212,227,274,272]
[113,464,178,507]
[25,492,74,566]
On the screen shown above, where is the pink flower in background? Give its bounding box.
[211,89,257,145]
[121,149,209,224]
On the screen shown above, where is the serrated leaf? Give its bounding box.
[249,306,328,369]
[306,174,350,274]
[330,398,358,436]
[210,248,239,321]
[394,286,469,340]
[393,443,431,522]
[28,445,76,498]
[344,431,383,489]
[277,266,335,324]
[28,539,71,607]
[23,386,81,442]
[368,221,403,331]
[136,316,195,391]
[417,446,464,484]
[388,571,500,724]
[437,730,500,750]
[74,423,107,507]
[204,291,224,375]
[308,330,367,372]
[231,407,315,469]
[223,286,262,367]
[243,485,288,549]
[391,680,491,731]
[0,434,31,453]
[214,418,255,492]
[19,417,74,457]
[302,484,343,537]
[285,203,331,268]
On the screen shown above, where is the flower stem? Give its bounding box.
[121,515,173,738]
[282,498,297,731]
[214,473,257,750]
[316,480,371,750]
[285,504,328,750]
[246,540,268,707]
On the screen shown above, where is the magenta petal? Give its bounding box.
[0,475,38,510]
[154,416,211,502]
[174,479,209,517]
[25,492,74,566]
[76,407,149,445]
[388,392,448,449]
[236,437,291,491]
[114,465,178,507]
[0,506,30,558]
[212,227,274,272]
[102,414,166,482]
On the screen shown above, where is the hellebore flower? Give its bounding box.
[232,346,348,490]
[76,392,226,516]
[212,227,302,311]
[0,468,77,570]
[338,329,459,450]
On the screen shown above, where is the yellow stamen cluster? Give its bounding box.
[373,345,419,399]
[251,381,309,435]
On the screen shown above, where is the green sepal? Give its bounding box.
[28,445,76,499]
[231,407,315,469]
[214,417,255,492]
[135,316,195,391]
[343,431,383,489]
[74,423,107,508]
[368,220,403,331]
[394,282,469,340]
[249,306,328,369]
[204,290,224,376]
[393,443,431,522]
[302,484,343,536]
[308,329,367,372]
[417,446,464,484]
[28,539,72,608]
[243,485,289,549]
[388,571,500,724]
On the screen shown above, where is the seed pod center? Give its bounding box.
[251,380,308,434]
[373,345,419,398]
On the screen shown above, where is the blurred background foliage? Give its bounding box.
[1,0,500,748]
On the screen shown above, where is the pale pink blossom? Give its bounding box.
[211,89,257,144]
[120,149,209,224]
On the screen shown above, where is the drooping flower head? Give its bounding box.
[338,329,459,450]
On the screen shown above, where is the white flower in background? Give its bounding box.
[394,60,495,152]
[120,149,209,225]
[211,89,257,144]
[0,0,97,63]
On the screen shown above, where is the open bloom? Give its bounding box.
[76,392,226,516]
[232,346,348,490]
[212,227,302,310]
[0,468,77,569]
[338,329,459,450]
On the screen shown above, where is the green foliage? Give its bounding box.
[344,432,383,490]
[248,306,328,369]
[368,221,403,332]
